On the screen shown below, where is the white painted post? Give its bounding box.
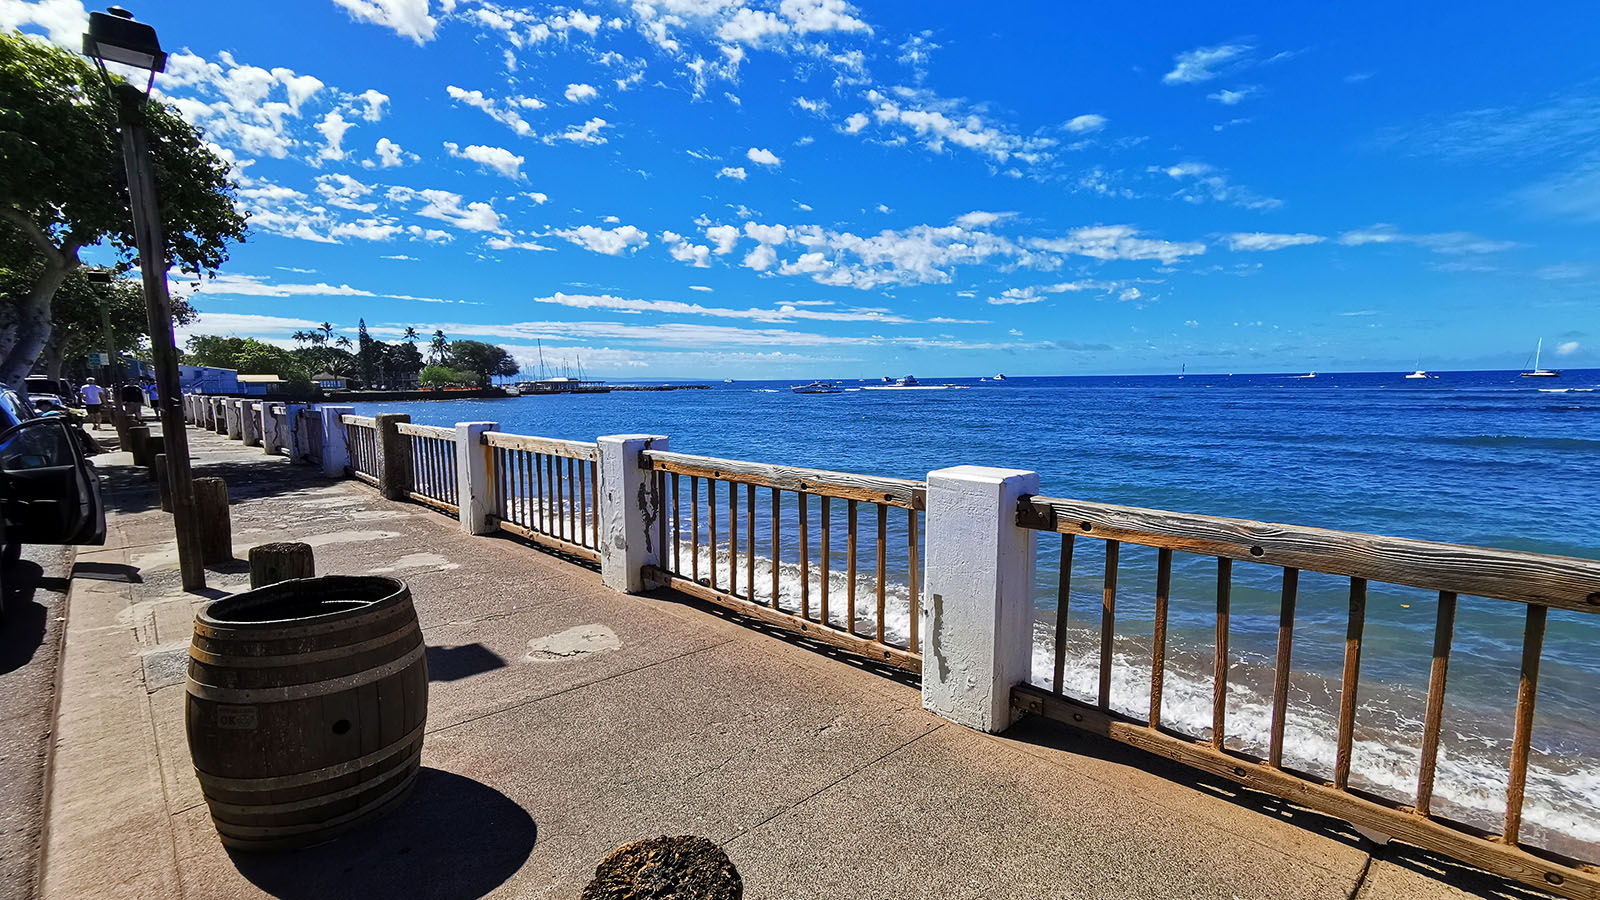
[596,434,669,594]
[212,398,227,434]
[240,400,261,447]
[320,405,352,477]
[921,465,1040,733]
[455,422,498,534]
[260,403,281,455]
[282,403,305,462]
[225,400,243,440]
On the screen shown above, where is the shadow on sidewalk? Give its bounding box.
[228,768,536,900]
[98,455,338,517]
[0,561,50,676]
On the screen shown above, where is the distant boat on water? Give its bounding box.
[1297,372,1317,379]
[1521,339,1560,377]
[993,373,1008,381]
[1405,370,1431,380]
[790,381,842,394]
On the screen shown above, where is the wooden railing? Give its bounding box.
[341,415,378,485]
[482,432,600,563]
[639,449,924,672]
[296,407,323,465]
[397,423,458,514]
[1012,494,1600,899]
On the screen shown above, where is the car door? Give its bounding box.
[0,416,106,546]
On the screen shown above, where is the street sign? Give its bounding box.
[88,352,110,367]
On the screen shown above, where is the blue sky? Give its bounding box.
[6,0,1598,378]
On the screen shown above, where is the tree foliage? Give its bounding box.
[419,365,477,387]
[446,339,519,387]
[0,32,246,388]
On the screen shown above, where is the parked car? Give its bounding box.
[0,387,106,617]
[24,375,76,413]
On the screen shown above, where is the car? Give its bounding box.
[0,387,106,619]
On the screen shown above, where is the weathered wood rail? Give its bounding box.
[340,415,379,486]
[1013,493,1600,900]
[639,449,924,672]
[397,422,459,514]
[482,431,600,563]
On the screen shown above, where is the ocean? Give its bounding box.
[354,368,1600,858]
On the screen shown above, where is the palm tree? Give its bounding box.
[402,326,418,343]
[290,330,309,345]
[429,329,448,365]
[335,335,353,350]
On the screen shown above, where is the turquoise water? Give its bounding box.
[355,369,1600,855]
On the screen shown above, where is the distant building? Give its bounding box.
[179,365,238,395]
[236,374,285,395]
[312,372,348,391]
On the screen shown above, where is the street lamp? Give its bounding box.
[82,6,206,591]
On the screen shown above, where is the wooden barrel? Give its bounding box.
[185,576,428,851]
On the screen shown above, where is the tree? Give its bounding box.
[402,326,418,343]
[0,33,246,390]
[389,340,424,386]
[184,335,304,382]
[428,329,448,364]
[447,339,517,388]
[419,364,476,387]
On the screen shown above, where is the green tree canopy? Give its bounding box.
[0,31,246,388]
[184,335,304,383]
[419,364,477,388]
[446,339,518,387]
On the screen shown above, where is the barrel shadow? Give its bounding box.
[227,767,536,900]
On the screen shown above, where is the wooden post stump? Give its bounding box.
[127,425,154,466]
[153,452,172,513]
[248,542,315,588]
[193,477,231,564]
[581,836,742,900]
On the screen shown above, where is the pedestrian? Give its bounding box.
[79,377,105,430]
[143,379,158,410]
[120,382,143,422]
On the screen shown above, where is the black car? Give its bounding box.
[0,387,106,616]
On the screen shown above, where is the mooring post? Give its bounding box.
[193,476,232,564]
[455,421,499,535]
[921,465,1040,733]
[320,406,353,477]
[374,413,411,501]
[596,434,669,594]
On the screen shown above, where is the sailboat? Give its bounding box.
[1178,364,1185,380]
[1521,339,1560,377]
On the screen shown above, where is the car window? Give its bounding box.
[0,419,75,471]
[0,389,34,431]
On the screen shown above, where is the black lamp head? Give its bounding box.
[82,6,167,73]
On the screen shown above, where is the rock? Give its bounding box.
[582,835,742,900]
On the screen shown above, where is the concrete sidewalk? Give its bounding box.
[39,427,1527,900]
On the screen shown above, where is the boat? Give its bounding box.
[1521,339,1560,377]
[1296,372,1317,379]
[790,381,842,394]
[993,373,1007,381]
[899,375,919,386]
[723,378,735,383]
[1178,364,1184,380]
[1405,370,1430,380]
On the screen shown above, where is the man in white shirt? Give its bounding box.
[78,378,105,430]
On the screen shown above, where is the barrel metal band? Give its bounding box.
[185,643,424,704]
[192,596,412,642]
[203,740,421,817]
[194,721,427,792]
[187,624,417,668]
[212,763,419,841]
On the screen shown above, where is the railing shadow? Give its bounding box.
[227,767,536,900]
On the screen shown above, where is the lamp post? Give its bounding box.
[82,6,205,591]
[84,269,124,433]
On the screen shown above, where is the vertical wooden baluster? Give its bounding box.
[798,492,810,618]
[590,460,600,546]
[1269,568,1299,768]
[690,476,701,582]
[709,479,719,591]
[846,499,859,636]
[533,452,544,531]
[770,488,780,608]
[657,470,667,562]
[1213,557,1232,750]
[566,457,576,540]
[1504,603,1548,846]
[728,480,738,598]
[546,454,557,535]
[1052,533,1076,695]
[875,503,888,643]
[907,508,920,652]
[1150,548,1172,727]
[577,454,587,544]
[1334,577,1367,790]
[1099,540,1119,710]
[556,455,567,541]
[746,483,755,602]
[820,497,831,627]
[672,474,682,574]
[522,450,534,526]
[1416,591,1457,816]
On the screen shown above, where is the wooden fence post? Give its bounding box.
[596,434,669,594]
[374,413,411,501]
[921,465,1039,733]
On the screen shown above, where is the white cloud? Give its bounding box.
[356,88,390,121]
[549,117,610,145]
[955,211,1013,228]
[1207,87,1255,105]
[779,0,871,35]
[444,142,526,179]
[717,166,748,180]
[988,287,1045,305]
[689,285,714,292]
[661,231,713,267]
[564,82,599,102]
[718,8,788,44]
[1337,224,1516,254]
[554,224,650,255]
[330,0,438,43]
[842,112,869,134]
[1157,161,1280,210]
[526,292,913,324]
[485,236,556,252]
[1164,43,1252,85]
[0,0,88,47]
[1225,232,1324,251]
[446,85,535,136]
[1556,340,1580,356]
[795,97,829,114]
[412,189,504,232]
[862,88,1055,166]
[373,136,408,167]
[1185,319,1200,328]
[1065,114,1107,133]
[1118,287,1142,301]
[1028,225,1206,265]
[705,224,741,254]
[747,146,782,167]
[315,110,354,161]
[743,244,778,271]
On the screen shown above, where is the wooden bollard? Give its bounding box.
[193,477,231,564]
[248,542,315,588]
[583,836,742,900]
[153,453,172,513]
[127,425,154,466]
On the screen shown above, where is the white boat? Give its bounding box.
[790,381,842,394]
[993,373,1007,381]
[1521,339,1560,377]
[1296,372,1317,379]
[1405,370,1430,380]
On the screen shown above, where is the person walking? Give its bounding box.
[120,382,144,422]
[79,378,105,430]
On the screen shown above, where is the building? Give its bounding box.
[312,372,348,391]
[178,365,238,395]
[236,374,285,395]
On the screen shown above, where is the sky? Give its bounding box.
[4,0,1599,379]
